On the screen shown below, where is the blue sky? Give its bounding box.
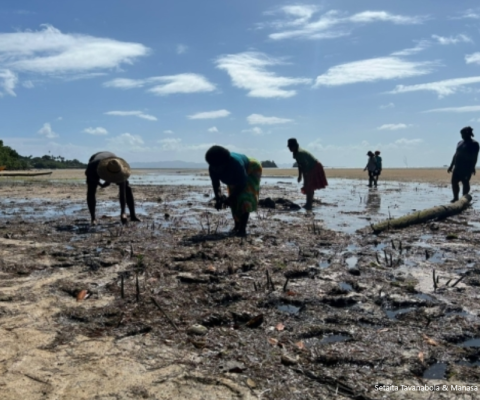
[1,1,480,167]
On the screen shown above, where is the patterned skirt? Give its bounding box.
[228,158,262,222]
[301,161,328,194]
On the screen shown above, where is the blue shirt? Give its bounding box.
[209,152,249,187]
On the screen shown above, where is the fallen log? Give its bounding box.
[0,171,52,177]
[370,194,472,234]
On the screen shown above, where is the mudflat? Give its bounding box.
[0,172,479,399]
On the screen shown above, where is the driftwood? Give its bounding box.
[0,171,53,177]
[371,194,472,234]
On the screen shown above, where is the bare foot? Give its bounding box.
[91,219,98,226]
[121,214,128,224]
[131,216,142,222]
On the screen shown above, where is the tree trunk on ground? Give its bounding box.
[370,194,472,234]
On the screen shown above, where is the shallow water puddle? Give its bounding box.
[345,256,358,268]
[415,293,436,302]
[339,282,353,292]
[385,307,415,320]
[277,304,301,314]
[460,338,480,348]
[423,363,447,380]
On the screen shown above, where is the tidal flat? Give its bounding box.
[0,169,479,400]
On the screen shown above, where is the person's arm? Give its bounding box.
[472,144,479,175]
[99,181,111,188]
[447,152,456,173]
[118,182,127,223]
[87,178,98,224]
[209,169,223,210]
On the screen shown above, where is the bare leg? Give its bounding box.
[87,181,98,225]
[451,175,460,202]
[126,181,141,222]
[118,182,128,224]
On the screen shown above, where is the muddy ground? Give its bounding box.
[0,171,480,400]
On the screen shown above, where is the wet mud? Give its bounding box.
[0,174,480,399]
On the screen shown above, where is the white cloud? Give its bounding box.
[391,76,480,97]
[1,24,149,75]
[176,44,188,55]
[423,105,480,113]
[208,126,219,133]
[105,73,216,95]
[105,110,157,121]
[377,123,410,131]
[188,109,230,119]
[315,57,436,87]
[264,8,425,41]
[107,133,145,150]
[0,69,17,96]
[379,102,395,109]
[242,127,264,135]
[163,130,174,135]
[454,9,480,20]
[37,123,58,138]
[22,80,34,89]
[83,127,108,135]
[216,52,311,98]
[432,34,472,45]
[466,53,480,65]
[247,113,293,125]
[157,138,182,150]
[391,40,430,56]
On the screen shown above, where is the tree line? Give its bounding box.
[0,141,86,170]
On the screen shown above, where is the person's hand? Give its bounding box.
[447,166,453,173]
[363,168,367,172]
[297,176,302,183]
[215,198,223,211]
[100,181,111,189]
[224,196,233,207]
[473,169,476,176]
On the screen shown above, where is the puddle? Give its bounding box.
[385,307,415,320]
[423,363,447,380]
[319,260,331,269]
[458,358,480,367]
[428,252,443,264]
[345,256,358,268]
[339,282,353,292]
[374,243,386,251]
[460,338,480,348]
[277,304,301,314]
[415,293,435,302]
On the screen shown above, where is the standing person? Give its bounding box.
[206,145,262,237]
[287,138,328,210]
[374,150,383,184]
[85,152,141,225]
[447,126,480,202]
[364,151,378,188]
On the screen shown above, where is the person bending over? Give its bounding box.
[287,138,328,210]
[85,152,141,225]
[206,145,262,237]
[448,126,479,202]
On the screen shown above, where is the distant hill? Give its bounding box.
[130,160,208,169]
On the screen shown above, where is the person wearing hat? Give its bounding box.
[85,151,141,225]
[364,151,378,188]
[447,126,480,202]
[287,138,328,210]
[205,145,262,237]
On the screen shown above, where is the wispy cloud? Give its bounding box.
[315,57,436,87]
[466,53,480,65]
[0,24,149,75]
[163,130,174,135]
[0,69,17,96]
[83,127,108,135]
[208,126,218,133]
[216,52,311,98]
[377,123,410,130]
[453,9,480,20]
[157,138,182,150]
[390,76,480,97]
[379,102,395,109]
[423,105,480,113]
[242,127,264,135]
[247,113,293,125]
[188,109,230,119]
[263,7,426,41]
[38,123,58,138]
[394,138,423,146]
[391,40,430,56]
[22,80,34,89]
[105,110,157,121]
[104,73,216,95]
[107,133,145,150]
[176,44,188,55]
[432,34,472,45]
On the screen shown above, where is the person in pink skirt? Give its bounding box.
[287,138,328,210]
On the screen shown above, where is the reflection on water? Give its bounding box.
[365,190,381,214]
